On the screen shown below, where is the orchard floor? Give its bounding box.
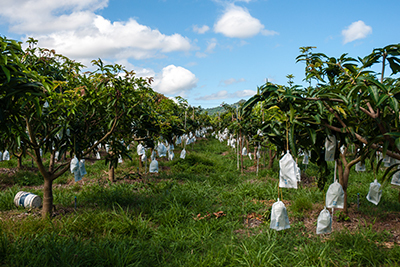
[1,138,400,266]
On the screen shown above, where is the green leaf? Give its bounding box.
[33,97,42,117]
[366,85,379,104]
[383,140,389,157]
[1,66,10,82]
[395,138,400,151]
[387,57,400,75]
[376,158,384,175]
[381,163,400,184]
[389,97,399,121]
[308,128,316,144]
[376,95,389,107]
[289,103,294,123]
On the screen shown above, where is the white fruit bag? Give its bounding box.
[168,150,174,161]
[383,155,391,167]
[270,198,290,231]
[168,144,174,152]
[70,156,82,182]
[242,147,248,156]
[3,150,10,161]
[326,182,344,209]
[316,207,332,234]
[391,167,400,186]
[157,142,167,157]
[137,144,145,156]
[325,135,336,161]
[175,136,182,145]
[279,151,298,189]
[79,159,87,176]
[149,159,159,173]
[326,161,344,209]
[366,179,382,205]
[302,151,309,165]
[151,150,156,161]
[70,156,79,173]
[355,161,366,172]
[180,148,186,159]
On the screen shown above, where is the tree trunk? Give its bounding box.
[42,177,54,218]
[341,166,351,214]
[17,155,23,169]
[253,144,257,166]
[237,133,239,170]
[138,155,142,169]
[109,165,115,182]
[49,151,55,173]
[337,156,353,215]
[240,131,244,174]
[268,150,276,169]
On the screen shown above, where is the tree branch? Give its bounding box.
[82,112,122,158]
[51,161,70,175]
[26,117,50,179]
[51,163,71,182]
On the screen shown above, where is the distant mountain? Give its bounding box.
[202,99,246,116]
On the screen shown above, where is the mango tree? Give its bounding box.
[298,44,400,211]
[243,44,400,214]
[1,37,154,217]
[86,59,155,181]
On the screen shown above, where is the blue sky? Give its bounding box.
[0,0,399,108]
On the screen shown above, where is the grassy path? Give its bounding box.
[1,138,400,266]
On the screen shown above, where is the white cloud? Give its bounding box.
[153,65,198,96]
[196,52,208,58]
[195,89,255,100]
[342,20,372,44]
[0,0,108,34]
[261,29,279,36]
[197,90,229,100]
[195,38,217,58]
[220,78,246,86]
[193,25,210,34]
[214,4,277,38]
[0,0,192,61]
[205,38,218,53]
[168,97,180,105]
[40,16,191,60]
[114,59,156,78]
[186,62,198,67]
[235,89,255,97]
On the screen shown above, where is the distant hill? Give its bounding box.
[203,99,246,116]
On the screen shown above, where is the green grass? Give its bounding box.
[1,138,400,266]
